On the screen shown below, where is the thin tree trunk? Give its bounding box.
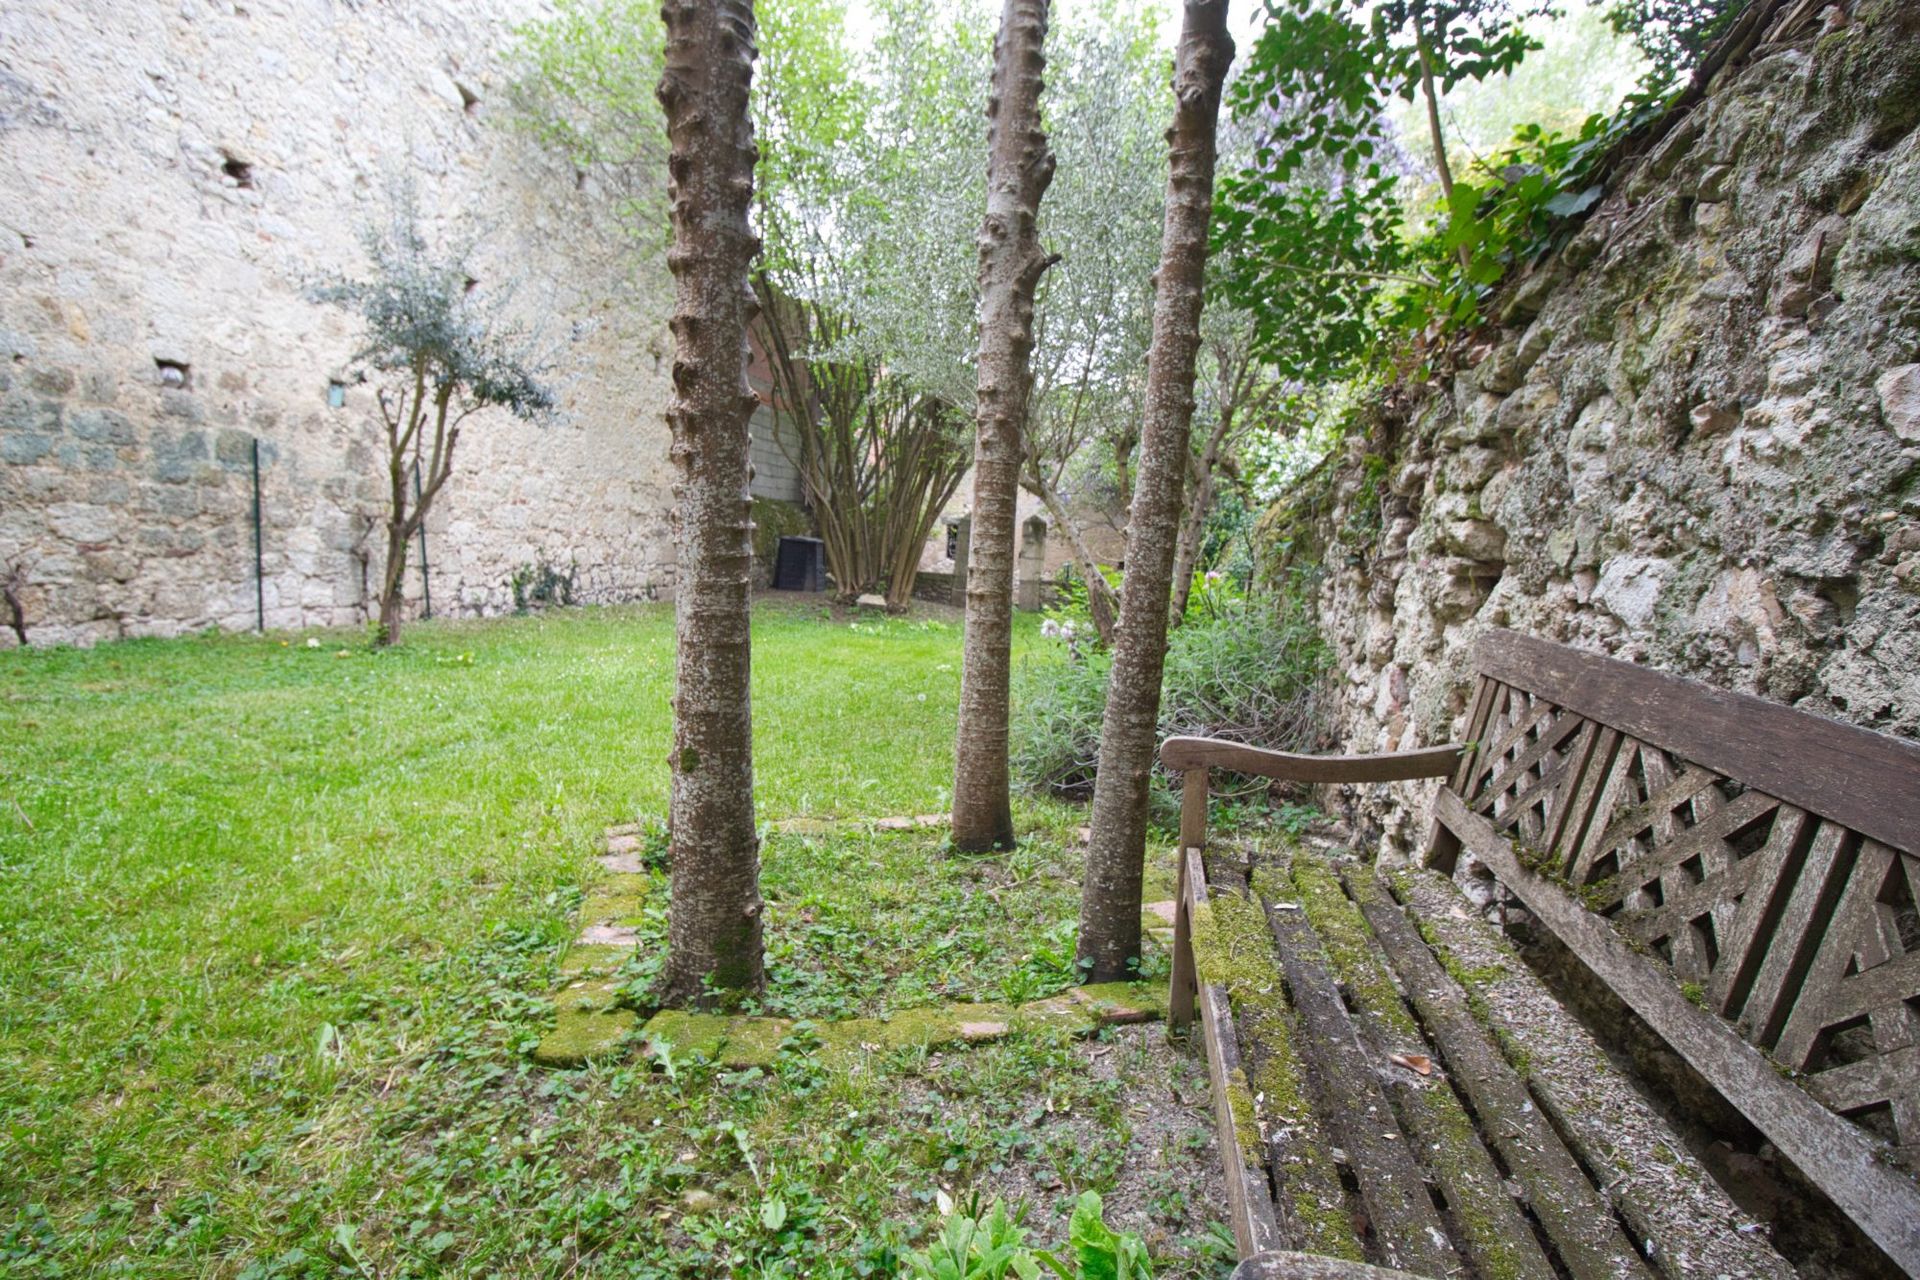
[951,0,1057,853]
[1026,471,1117,645]
[1077,0,1232,983]
[377,519,409,646]
[1169,405,1235,622]
[656,0,765,1007]
[1414,12,1471,271]
[3,566,28,646]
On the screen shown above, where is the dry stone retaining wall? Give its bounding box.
[0,0,681,645]
[1277,0,1920,856]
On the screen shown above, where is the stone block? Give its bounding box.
[150,430,208,482]
[1,434,53,464]
[66,407,134,444]
[158,390,204,422]
[215,428,255,467]
[1,396,61,436]
[1876,364,1920,441]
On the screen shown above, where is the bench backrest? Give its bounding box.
[1436,630,1920,1159]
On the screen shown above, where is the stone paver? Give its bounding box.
[532,816,1171,1068]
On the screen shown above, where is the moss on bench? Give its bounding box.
[1192,884,1362,1262]
[1286,853,1551,1280]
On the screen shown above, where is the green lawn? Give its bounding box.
[0,602,1223,1278]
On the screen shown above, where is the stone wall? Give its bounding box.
[1272,0,1920,857]
[0,0,680,645]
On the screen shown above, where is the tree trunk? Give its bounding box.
[1414,11,1471,272]
[376,519,410,647]
[1077,0,1232,983]
[951,0,1057,853]
[2,567,28,646]
[656,0,765,1007]
[1169,405,1235,622]
[1027,472,1117,646]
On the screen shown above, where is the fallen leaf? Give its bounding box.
[1390,1052,1433,1076]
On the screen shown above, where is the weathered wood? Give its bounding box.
[1391,865,1795,1280]
[1187,847,1284,1258]
[1160,737,1464,782]
[1170,831,1197,1033]
[1475,629,1920,856]
[1347,868,1656,1280]
[1229,1252,1431,1280]
[1769,840,1920,1151]
[1182,767,1210,852]
[1262,891,1460,1277]
[1171,767,1212,1033]
[1453,676,1497,793]
[1436,788,1920,1274]
[1279,855,1558,1280]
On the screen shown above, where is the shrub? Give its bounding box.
[902,1191,1151,1280]
[1011,580,1330,810]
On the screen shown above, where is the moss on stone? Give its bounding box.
[641,1009,731,1060]
[1074,980,1168,1023]
[553,977,622,1015]
[580,873,651,925]
[718,1015,792,1068]
[532,1006,639,1067]
[558,944,631,977]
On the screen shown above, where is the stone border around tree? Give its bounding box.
[531,823,1179,1068]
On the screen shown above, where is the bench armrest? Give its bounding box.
[1160,735,1465,783]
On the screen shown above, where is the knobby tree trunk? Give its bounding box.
[1077,0,1233,983]
[951,0,1057,853]
[657,0,766,1007]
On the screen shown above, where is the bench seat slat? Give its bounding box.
[1392,863,1796,1280]
[1272,855,1558,1280]
[1263,891,1462,1278]
[1183,848,1284,1259]
[1344,867,1656,1280]
[1436,788,1920,1275]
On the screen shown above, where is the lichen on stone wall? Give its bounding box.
[1262,3,1920,857]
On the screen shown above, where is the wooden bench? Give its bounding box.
[1165,629,1920,1279]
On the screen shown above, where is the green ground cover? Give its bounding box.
[0,602,1225,1278]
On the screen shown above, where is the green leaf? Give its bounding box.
[1544,184,1604,217]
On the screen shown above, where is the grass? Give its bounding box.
[0,601,1224,1278]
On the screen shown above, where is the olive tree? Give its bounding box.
[313,193,553,647]
[1018,9,1168,646]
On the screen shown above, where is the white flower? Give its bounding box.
[305,637,320,649]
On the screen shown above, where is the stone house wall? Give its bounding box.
[1273,0,1920,857]
[0,0,682,645]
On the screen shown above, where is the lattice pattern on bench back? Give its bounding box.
[1445,633,1920,1160]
